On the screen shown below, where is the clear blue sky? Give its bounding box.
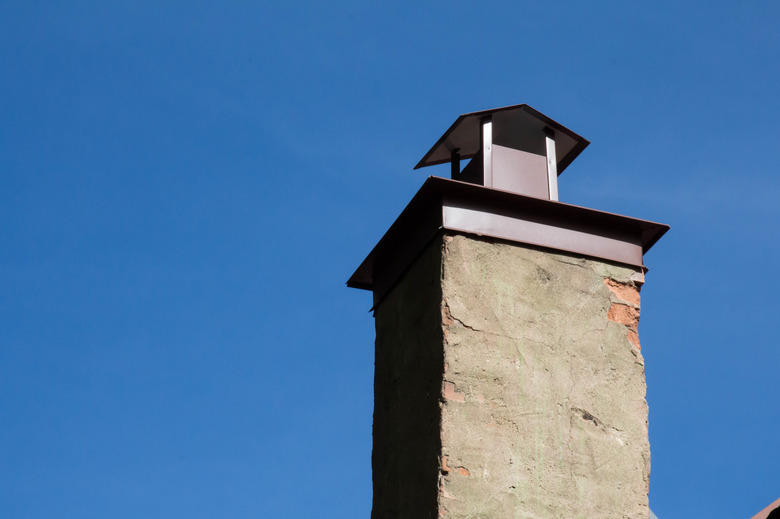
[2,2,779,518]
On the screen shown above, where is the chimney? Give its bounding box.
[348,104,668,518]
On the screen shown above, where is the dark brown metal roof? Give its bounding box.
[414,104,590,174]
[348,176,668,302]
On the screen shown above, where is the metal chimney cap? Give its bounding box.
[414,104,590,174]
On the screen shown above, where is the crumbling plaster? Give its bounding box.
[372,232,650,519]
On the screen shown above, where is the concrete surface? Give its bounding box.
[371,233,650,518]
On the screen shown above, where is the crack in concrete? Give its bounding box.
[443,300,482,332]
[571,407,602,427]
[570,322,610,344]
[570,406,625,440]
[565,374,577,481]
[443,297,526,343]
[554,257,588,268]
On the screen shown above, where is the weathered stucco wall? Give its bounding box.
[372,232,650,519]
[439,234,649,519]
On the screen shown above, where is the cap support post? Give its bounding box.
[451,148,460,179]
[481,117,493,187]
[545,128,559,201]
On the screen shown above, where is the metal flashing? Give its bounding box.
[347,176,668,303]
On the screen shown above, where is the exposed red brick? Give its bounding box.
[441,455,469,477]
[607,299,641,349]
[608,303,640,329]
[443,381,465,402]
[603,278,641,306]
[442,302,455,326]
[627,329,641,350]
[441,455,451,474]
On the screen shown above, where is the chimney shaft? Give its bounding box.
[372,233,650,518]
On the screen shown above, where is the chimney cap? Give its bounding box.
[414,103,590,174]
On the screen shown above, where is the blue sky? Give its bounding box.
[2,2,779,518]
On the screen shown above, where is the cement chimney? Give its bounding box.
[348,104,668,518]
